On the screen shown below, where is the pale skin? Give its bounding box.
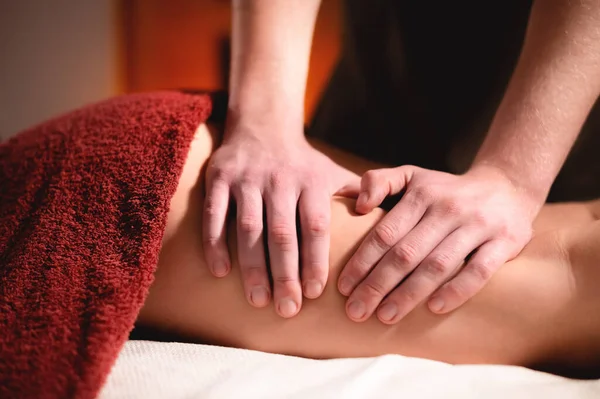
[204,0,600,322]
[203,0,354,318]
[138,123,600,377]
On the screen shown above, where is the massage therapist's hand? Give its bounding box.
[203,125,358,318]
[338,165,539,324]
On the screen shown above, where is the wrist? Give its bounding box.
[228,82,305,119]
[467,162,547,215]
[227,87,305,139]
[224,107,305,143]
[228,56,307,130]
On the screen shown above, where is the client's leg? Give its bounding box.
[137,123,600,375]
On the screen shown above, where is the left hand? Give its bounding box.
[337,164,540,324]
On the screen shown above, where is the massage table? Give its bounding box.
[100,341,600,398]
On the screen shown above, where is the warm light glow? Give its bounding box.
[121,0,341,122]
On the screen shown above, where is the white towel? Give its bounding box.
[100,341,600,399]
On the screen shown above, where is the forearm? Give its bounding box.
[473,0,600,204]
[228,0,321,134]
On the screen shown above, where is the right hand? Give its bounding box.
[202,124,359,318]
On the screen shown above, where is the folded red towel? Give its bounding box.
[0,92,212,398]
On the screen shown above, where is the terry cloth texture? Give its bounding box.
[0,91,212,398]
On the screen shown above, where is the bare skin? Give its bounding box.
[208,0,600,322]
[337,0,600,322]
[136,124,600,376]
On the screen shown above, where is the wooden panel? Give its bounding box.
[121,0,341,121]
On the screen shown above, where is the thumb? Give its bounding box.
[355,166,414,213]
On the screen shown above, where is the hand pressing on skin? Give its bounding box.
[203,127,359,318]
[338,165,540,324]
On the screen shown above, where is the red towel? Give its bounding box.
[0,92,212,398]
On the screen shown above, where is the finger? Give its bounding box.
[266,188,302,318]
[376,227,486,324]
[298,188,331,299]
[338,189,428,297]
[429,239,513,314]
[355,166,416,214]
[235,186,270,308]
[335,180,361,199]
[202,173,232,277]
[345,212,456,322]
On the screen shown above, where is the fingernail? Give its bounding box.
[278,297,298,318]
[378,302,398,322]
[212,261,229,277]
[429,296,445,313]
[347,300,366,319]
[339,277,354,296]
[303,280,323,299]
[250,286,269,307]
[356,192,369,209]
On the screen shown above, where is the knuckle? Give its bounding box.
[362,169,379,184]
[348,256,372,276]
[372,223,399,248]
[397,285,418,303]
[303,171,322,187]
[306,214,329,237]
[204,201,220,217]
[239,216,263,234]
[496,224,510,237]
[501,228,522,244]
[273,274,299,287]
[405,164,419,173]
[204,190,226,217]
[302,257,326,273]
[439,198,463,217]
[496,220,525,240]
[469,261,493,282]
[362,280,387,298]
[411,185,433,204]
[210,166,234,184]
[424,255,452,278]
[444,281,468,300]
[471,210,489,228]
[241,264,266,281]
[239,171,258,187]
[202,235,220,249]
[391,243,418,266]
[269,170,289,189]
[270,225,296,250]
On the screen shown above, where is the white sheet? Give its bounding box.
[99,341,600,399]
